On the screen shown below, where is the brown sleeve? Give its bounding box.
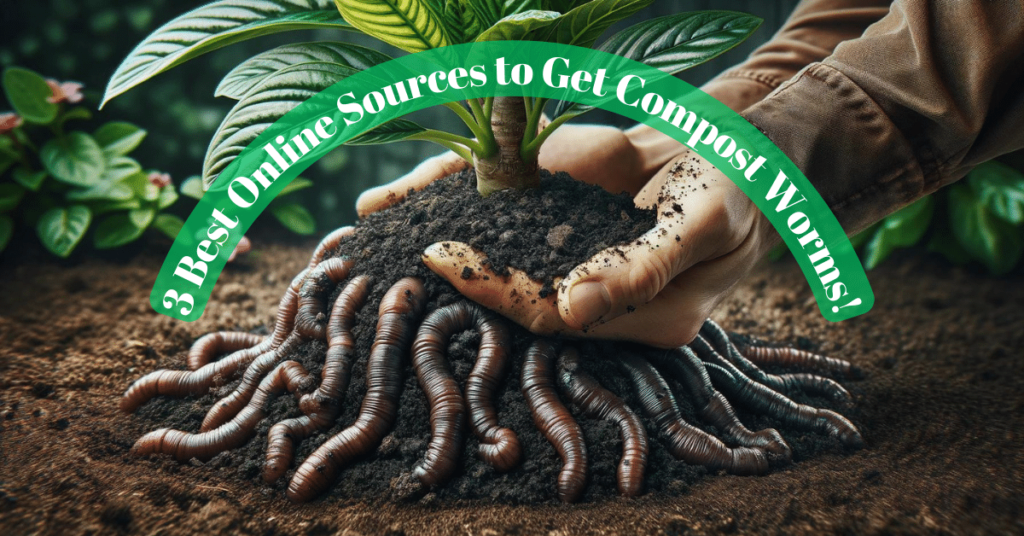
[741,1,1024,233]
[702,0,893,112]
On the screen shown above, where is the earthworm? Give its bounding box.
[186,332,265,370]
[618,354,768,475]
[647,347,791,464]
[200,334,301,431]
[132,360,314,462]
[308,226,354,269]
[556,346,647,497]
[409,305,469,487]
[741,344,861,379]
[522,340,587,503]
[120,286,300,413]
[699,320,851,403]
[777,373,853,404]
[263,276,372,484]
[287,277,426,503]
[690,335,864,449]
[295,257,354,340]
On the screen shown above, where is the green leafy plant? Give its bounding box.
[0,66,184,257]
[101,0,762,197]
[769,160,1024,275]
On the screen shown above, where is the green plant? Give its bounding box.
[769,160,1024,275]
[0,66,184,256]
[101,0,761,197]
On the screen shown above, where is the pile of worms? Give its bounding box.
[121,228,864,503]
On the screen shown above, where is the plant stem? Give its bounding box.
[523,112,575,158]
[410,130,481,162]
[442,102,488,142]
[474,96,539,195]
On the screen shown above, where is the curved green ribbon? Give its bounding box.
[151,41,873,323]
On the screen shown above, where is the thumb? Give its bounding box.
[557,158,734,330]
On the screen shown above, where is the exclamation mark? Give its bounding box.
[832,298,862,313]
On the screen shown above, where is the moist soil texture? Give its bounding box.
[1,170,1023,535]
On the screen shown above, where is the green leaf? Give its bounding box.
[347,119,427,145]
[129,207,156,228]
[216,42,391,99]
[277,177,314,197]
[555,10,761,118]
[157,184,179,209]
[66,181,135,202]
[862,196,934,269]
[204,61,361,186]
[0,214,12,254]
[123,171,161,201]
[153,213,185,240]
[849,222,880,250]
[12,168,47,192]
[967,160,1024,224]
[93,213,147,249]
[476,10,561,41]
[40,132,106,187]
[93,122,148,156]
[37,205,91,257]
[949,182,1023,275]
[179,175,206,200]
[2,67,57,124]
[101,0,357,106]
[270,202,316,234]
[531,0,654,48]
[0,183,25,212]
[102,156,143,182]
[335,0,453,52]
[460,0,543,40]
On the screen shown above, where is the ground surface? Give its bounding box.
[1,240,1022,535]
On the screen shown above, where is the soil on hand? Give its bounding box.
[1,172,1022,534]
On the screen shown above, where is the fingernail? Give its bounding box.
[567,281,611,327]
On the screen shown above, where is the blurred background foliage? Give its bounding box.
[2,0,1022,273]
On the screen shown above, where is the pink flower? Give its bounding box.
[0,112,23,134]
[147,172,172,189]
[228,236,251,263]
[46,79,84,104]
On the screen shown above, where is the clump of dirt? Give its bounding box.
[128,169,857,505]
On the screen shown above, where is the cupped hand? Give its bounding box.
[356,122,648,218]
[423,150,777,348]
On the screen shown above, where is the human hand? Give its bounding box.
[422,150,776,348]
[356,121,651,218]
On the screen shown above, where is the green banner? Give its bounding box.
[151,41,873,323]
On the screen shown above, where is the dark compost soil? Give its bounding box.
[1,170,1023,534]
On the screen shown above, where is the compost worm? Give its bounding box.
[287,277,426,503]
[120,285,300,413]
[741,344,860,378]
[263,276,372,484]
[132,360,314,461]
[307,226,355,269]
[647,347,791,463]
[522,339,588,503]
[556,346,647,497]
[690,336,864,448]
[618,354,769,475]
[186,332,265,371]
[295,257,354,340]
[700,320,851,403]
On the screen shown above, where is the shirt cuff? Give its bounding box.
[741,62,925,233]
